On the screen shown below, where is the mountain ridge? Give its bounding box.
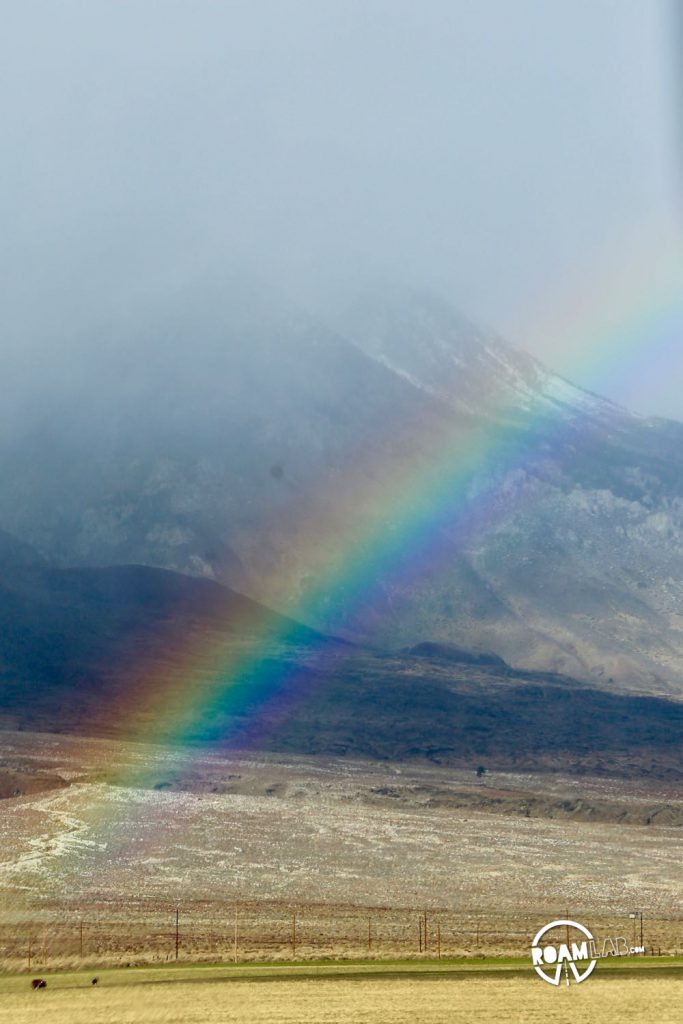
[0,536,680,779]
[1,279,682,694]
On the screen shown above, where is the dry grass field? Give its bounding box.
[0,963,682,1024]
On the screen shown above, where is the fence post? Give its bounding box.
[368,917,372,952]
[437,924,441,960]
[291,910,296,959]
[419,915,422,953]
[233,908,238,964]
[175,908,179,962]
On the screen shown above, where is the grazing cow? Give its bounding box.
[91,977,99,985]
[31,979,46,989]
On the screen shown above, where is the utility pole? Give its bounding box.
[233,907,238,963]
[419,915,422,952]
[291,910,296,959]
[368,917,372,952]
[424,912,428,953]
[175,908,179,962]
[437,924,441,960]
[27,938,32,973]
[79,920,84,959]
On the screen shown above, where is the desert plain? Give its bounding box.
[0,728,680,972]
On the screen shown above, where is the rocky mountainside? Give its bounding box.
[1,278,683,695]
[342,289,683,694]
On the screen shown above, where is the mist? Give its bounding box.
[1,0,681,417]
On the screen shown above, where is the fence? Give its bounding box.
[0,904,679,971]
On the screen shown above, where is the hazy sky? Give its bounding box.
[2,1,682,417]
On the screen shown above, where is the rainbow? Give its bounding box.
[50,238,683,872]
[107,240,683,776]
[510,223,683,412]
[105,405,502,782]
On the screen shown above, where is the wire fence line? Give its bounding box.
[0,905,679,970]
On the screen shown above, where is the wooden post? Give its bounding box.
[424,912,428,953]
[476,923,479,946]
[291,910,296,959]
[175,908,179,962]
[233,908,238,963]
[437,924,441,960]
[418,915,422,952]
[79,919,84,959]
[27,938,32,972]
[368,917,372,952]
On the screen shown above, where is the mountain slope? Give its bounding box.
[0,276,455,594]
[340,284,616,424]
[338,289,683,693]
[1,279,683,694]
[0,535,679,779]
[0,533,325,737]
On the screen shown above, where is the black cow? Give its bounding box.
[31,979,46,989]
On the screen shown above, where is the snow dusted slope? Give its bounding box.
[342,286,619,423]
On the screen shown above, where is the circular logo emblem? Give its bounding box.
[531,919,597,986]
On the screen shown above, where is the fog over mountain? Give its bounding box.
[1,3,682,773]
[1,1,682,416]
[2,276,683,699]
